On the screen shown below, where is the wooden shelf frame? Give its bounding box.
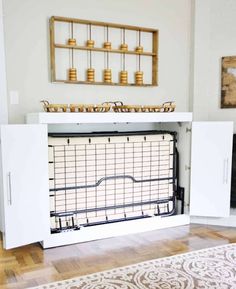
[50,16,158,87]
[54,79,154,87]
[54,44,157,56]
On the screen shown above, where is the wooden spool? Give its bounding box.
[120,43,128,51]
[135,71,143,85]
[135,46,143,53]
[119,70,128,84]
[86,39,95,48]
[67,38,77,46]
[103,42,112,49]
[87,68,95,82]
[68,68,77,81]
[103,69,112,83]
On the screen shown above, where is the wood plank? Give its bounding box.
[53,79,155,87]
[51,16,158,33]
[152,31,158,85]
[49,17,56,81]
[54,43,156,56]
[1,224,236,288]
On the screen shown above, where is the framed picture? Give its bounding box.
[221,56,236,108]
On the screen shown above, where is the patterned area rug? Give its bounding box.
[32,244,236,289]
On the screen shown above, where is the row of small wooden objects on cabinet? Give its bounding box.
[40,100,176,113]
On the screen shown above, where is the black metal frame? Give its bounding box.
[231,134,236,207]
[48,130,182,233]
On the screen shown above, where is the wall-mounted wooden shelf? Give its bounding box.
[50,16,158,87]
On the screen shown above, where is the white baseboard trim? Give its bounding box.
[191,214,236,227]
[42,214,190,249]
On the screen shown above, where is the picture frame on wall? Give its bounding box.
[221,56,236,108]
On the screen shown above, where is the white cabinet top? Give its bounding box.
[26,112,193,124]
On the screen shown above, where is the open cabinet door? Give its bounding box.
[190,122,233,217]
[0,125,50,249]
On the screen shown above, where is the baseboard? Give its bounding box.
[42,214,190,249]
[190,214,236,227]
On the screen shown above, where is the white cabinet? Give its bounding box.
[0,125,50,249]
[190,122,233,217]
[0,115,233,249]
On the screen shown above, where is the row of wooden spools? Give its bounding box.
[68,37,144,84]
[68,68,144,85]
[67,38,144,53]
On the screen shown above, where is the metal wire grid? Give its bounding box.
[48,132,176,233]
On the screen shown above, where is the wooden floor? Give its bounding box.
[1,224,236,289]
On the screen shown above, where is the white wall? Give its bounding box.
[0,0,8,124]
[3,0,192,123]
[193,0,236,130]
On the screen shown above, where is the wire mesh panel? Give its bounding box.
[48,131,176,233]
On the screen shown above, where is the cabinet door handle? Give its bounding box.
[223,159,226,184]
[223,158,229,185]
[225,158,229,184]
[7,172,12,205]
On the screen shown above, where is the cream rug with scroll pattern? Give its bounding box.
[32,244,236,289]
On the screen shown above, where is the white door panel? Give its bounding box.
[190,122,233,217]
[0,125,50,249]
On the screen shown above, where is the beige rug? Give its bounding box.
[32,244,236,289]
